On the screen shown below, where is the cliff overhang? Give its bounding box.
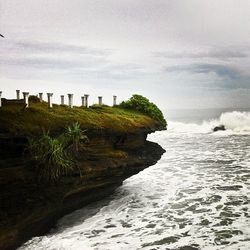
[0,102,166,250]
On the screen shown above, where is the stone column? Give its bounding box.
[16,90,20,100]
[23,92,29,107]
[0,91,2,107]
[47,93,53,108]
[81,96,85,107]
[113,95,117,106]
[98,96,103,106]
[60,95,65,105]
[84,94,89,107]
[68,94,73,108]
[39,93,43,102]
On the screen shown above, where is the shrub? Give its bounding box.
[29,95,40,103]
[65,122,88,152]
[27,123,88,182]
[28,131,72,182]
[120,95,167,127]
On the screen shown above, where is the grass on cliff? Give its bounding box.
[0,100,165,136]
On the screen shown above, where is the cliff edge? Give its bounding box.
[0,100,166,249]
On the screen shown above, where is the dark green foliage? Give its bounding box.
[28,132,72,182]
[120,95,167,128]
[28,124,88,182]
[28,95,40,103]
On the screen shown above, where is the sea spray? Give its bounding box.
[168,111,250,134]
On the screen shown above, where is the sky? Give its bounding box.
[0,0,250,109]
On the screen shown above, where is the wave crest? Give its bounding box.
[168,111,250,134]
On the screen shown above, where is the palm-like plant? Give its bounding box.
[27,123,88,182]
[28,131,72,182]
[66,122,88,152]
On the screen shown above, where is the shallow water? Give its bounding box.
[21,111,250,250]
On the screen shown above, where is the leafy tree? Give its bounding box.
[120,95,167,128]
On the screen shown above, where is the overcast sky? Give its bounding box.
[0,0,250,109]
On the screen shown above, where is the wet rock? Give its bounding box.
[213,125,226,132]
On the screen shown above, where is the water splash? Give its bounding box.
[168,111,250,134]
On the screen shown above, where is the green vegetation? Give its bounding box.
[120,94,167,127]
[65,122,88,152]
[28,131,72,182]
[28,123,88,182]
[28,95,40,103]
[0,96,165,136]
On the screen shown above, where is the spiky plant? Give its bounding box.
[66,122,88,152]
[28,131,72,182]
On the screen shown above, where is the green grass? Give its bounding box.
[0,101,165,136]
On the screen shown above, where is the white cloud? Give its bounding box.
[0,0,250,109]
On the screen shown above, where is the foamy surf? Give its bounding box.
[167,111,250,134]
[20,110,250,250]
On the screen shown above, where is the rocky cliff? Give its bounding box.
[0,101,166,250]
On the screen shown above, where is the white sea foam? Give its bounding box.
[168,111,250,134]
[20,111,250,250]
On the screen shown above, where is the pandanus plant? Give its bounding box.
[66,122,88,153]
[27,123,88,182]
[28,131,72,182]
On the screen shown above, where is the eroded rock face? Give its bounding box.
[0,128,165,250]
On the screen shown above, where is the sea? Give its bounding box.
[20,108,250,250]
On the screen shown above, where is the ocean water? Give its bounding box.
[20,109,250,250]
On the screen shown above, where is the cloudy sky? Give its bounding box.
[0,0,250,109]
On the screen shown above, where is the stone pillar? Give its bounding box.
[68,94,73,108]
[0,91,2,107]
[113,95,117,106]
[39,93,43,102]
[47,93,53,108]
[98,96,103,105]
[60,95,65,105]
[16,90,20,100]
[84,94,89,107]
[23,92,29,107]
[81,96,85,107]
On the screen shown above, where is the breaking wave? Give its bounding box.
[168,111,250,134]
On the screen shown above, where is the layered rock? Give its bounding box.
[0,103,166,250]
